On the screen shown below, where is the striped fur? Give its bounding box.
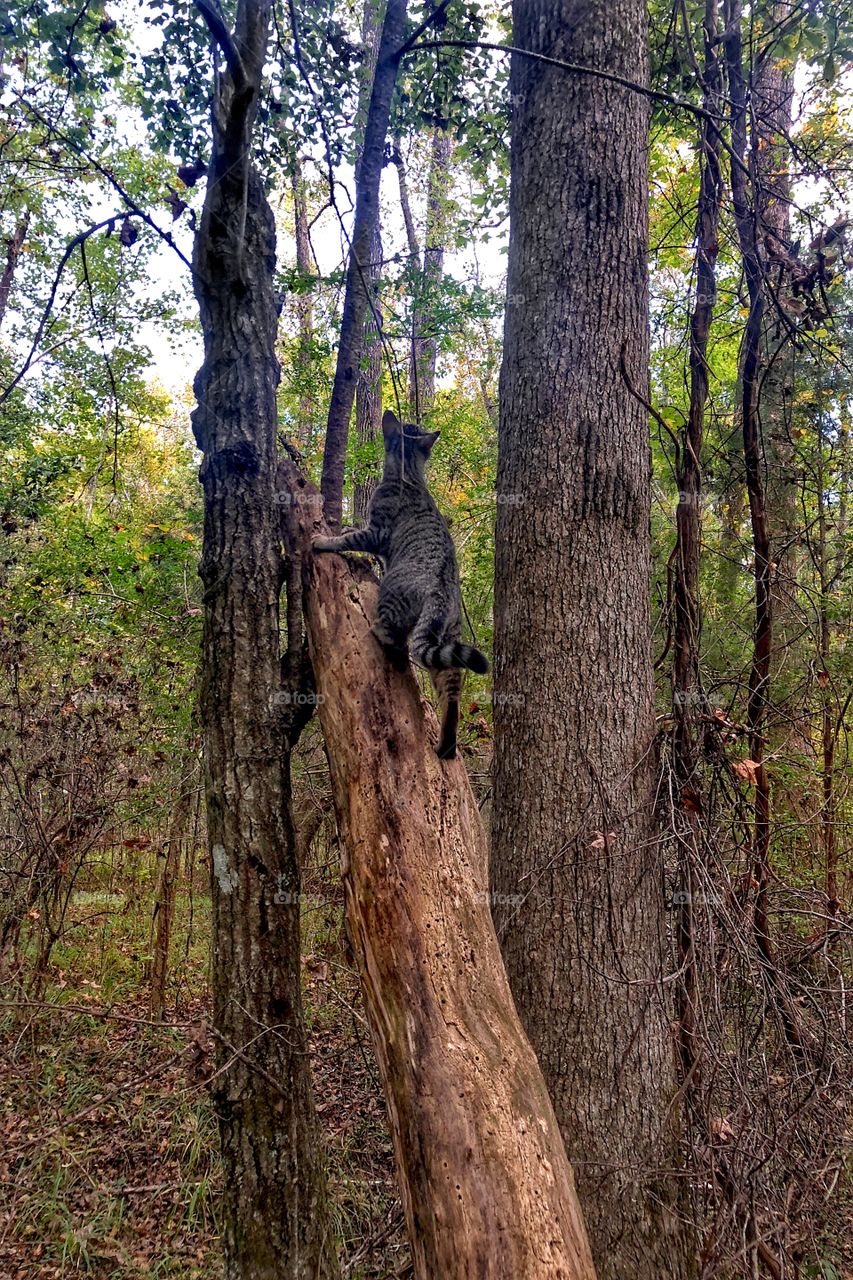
[312,409,488,758]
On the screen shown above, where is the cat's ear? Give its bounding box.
[382,410,401,439]
[421,431,440,455]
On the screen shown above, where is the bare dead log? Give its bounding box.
[279,458,596,1280]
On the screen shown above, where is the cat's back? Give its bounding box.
[374,481,455,573]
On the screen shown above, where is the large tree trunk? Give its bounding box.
[280,460,596,1280]
[190,3,337,1276]
[490,5,696,1278]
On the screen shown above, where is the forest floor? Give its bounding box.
[0,882,408,1279]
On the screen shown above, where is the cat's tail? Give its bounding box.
[420,640,489,674]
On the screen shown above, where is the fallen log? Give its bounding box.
[280,460,596,1280]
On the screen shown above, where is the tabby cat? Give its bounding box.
[312,409,488,759]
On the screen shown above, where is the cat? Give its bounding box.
[312,409,488,759]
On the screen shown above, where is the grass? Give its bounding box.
[0,879,406,1278]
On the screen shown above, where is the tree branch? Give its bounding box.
[193,0,248,91]
[395,0,455,60]
[0,215,130,406]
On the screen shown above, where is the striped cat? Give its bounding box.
[312,409,488,759]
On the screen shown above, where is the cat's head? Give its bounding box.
[382,410,440,460]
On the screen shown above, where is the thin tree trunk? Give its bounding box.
[292,158,316,450]
[190,2,337,1275]
[672,0,723,1096]
[321,0,408,530]
[149,784,193,1019]
[724,0,775,966]
[280,459,597,1280]
[0,215,28,330]
[353,0,384,524]
[724,1,817,1069]
[753,12,798,625]
[490,4,695,1277]
[817,489,838,928]
[391,136,419,261]
[409,126,452,417]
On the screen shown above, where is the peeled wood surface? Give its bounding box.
[281,463,596,1280]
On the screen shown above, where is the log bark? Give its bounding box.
[280,459,596,1280]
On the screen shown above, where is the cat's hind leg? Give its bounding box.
[372,573,420,672]
[410,608,463,759]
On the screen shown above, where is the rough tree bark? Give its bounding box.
[321,0,408,530]
[280,460,597,1280]
[490,4,696,1278]
[190,1,337,1275]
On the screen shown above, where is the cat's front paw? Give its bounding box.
[311,536,337,553]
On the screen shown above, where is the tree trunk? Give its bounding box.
[190,2,337,1275]
[292,158,317,450]
[409,126,453,418]
[280,460,596,1280]
[321,0,408,530]
[753,13,798,625]
[490,5,696,1278]
[724,0,775,966]
[353,0,384,524]
[149,783,192,1019]
[671,0,722,1099]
